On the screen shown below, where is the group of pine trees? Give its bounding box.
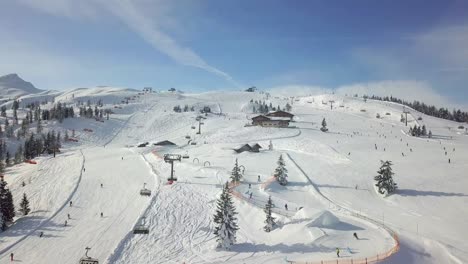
[365,95,468,123]
[173,105,196,113]
[250,99,292,114]
[409,125,432,138]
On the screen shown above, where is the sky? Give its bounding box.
[0,0,467,108]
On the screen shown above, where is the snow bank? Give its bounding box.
[307,210,340,228]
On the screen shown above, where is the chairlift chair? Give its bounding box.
[79,247,99,264]
[133,217,149,234]
[182,152,189,159]
[185,135,191,139]
[140,183,151,196]
[191,126,196,129]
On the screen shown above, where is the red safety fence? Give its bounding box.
[67,138,79,142]
[228,181,400,264]
[24,160,37,164]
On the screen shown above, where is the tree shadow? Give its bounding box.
[397,189,468,197]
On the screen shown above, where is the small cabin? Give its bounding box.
[153,140,176,146]
[245,86,257,92]
[251,115,290,128]
[233,143,262,153]
[234,144,252,153]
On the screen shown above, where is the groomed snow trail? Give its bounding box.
[0,147,154,263]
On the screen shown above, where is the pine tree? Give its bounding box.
[19,193,31,216]
[0,204,4,231]
[230,159,242,183]
[5,152,10,167]
[321,118,328,132]
[0,178,15,225]
[273,155,288,185]
[264,196,275,232]
[15,145,24,164]
[213,182,239,249]
[374,160,397,195]
[422,125,427,136]
[36,119,42,133]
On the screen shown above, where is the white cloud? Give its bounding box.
[15,0,237,85]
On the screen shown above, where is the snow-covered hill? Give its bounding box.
[0,74,43,100]
[0,88,467,264]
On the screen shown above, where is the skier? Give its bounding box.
[248,183,251,189]
[449,158,451,164]
[100,212,103,218]
[353,232,359,240]
[284,203,288,211]
[336,248,340,258]
[64,220,68,226]
[83,167,85,172]
[257,175,261,182]
[249,192,253,199]
[67,213,71,219]
[69,201,73,207]
[121,157,123,160]
[10,253,13,261]
[355,185,358,190]
[101,183,103,188]
[39,231,44,237]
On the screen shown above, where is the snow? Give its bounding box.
[0,89,466,263]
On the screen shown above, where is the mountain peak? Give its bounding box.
[0,73,42,97]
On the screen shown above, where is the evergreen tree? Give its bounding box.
[285,103,292,112]
[213,182,239,249]
[321,118,328,132]
[374,160,397,195]
[36,119,42,133]
[15,146,24,164]
[264,196,275,232]
[230,159,242,183]
[0,204,4,231]
[273,155,288,185]
[19,193,31,216]
[422,125,427,136]
[0,178,15,226]
[5,152,10,167]
[428,130,432,138]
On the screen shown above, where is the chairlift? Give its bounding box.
[140,183,151,196]
[79,247,99,264]
[133,217,149,234]
[182,152,189,159]
[191,126,196,129]
[185,135,191,139]
[190,142,197,145]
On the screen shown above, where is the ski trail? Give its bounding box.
[0,149,85,257]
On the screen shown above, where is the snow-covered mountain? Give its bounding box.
[0,73,43,99]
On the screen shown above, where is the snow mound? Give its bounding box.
[307,210,340,228]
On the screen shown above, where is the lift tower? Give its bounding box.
[164,154,182,181]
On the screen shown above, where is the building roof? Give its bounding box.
[266,110,294,118]
[154,140,176,146]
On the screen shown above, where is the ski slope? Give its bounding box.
[0,89,467,264]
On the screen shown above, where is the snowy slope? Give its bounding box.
[0,88,466,264]
[0,74,43,100]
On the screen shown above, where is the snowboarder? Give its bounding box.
[336,248,340,257]
[39,231,44,237]
[121,157,123,160]
[100,212,103,218]
[353,232,359,240]
[10,253,13,261]
[69,201,72,207]
[101,183,103,188]
[64,220,68,226]
[67,213,70,219]
[284,203,288,211]
[257,175,261,182]
[249,192,253,199]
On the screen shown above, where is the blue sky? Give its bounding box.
[1,0,467,106]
